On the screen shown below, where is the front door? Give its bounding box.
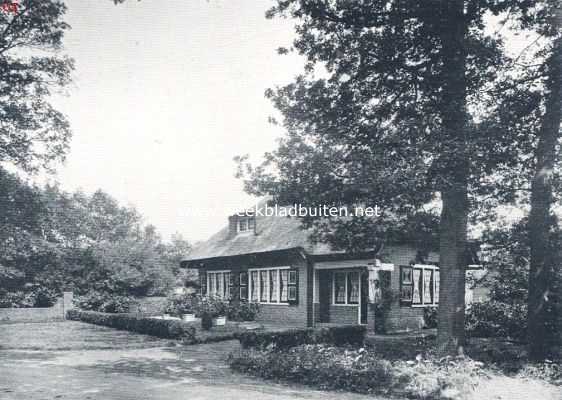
[360,271,368,324]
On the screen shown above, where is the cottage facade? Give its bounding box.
[181,204,476,333]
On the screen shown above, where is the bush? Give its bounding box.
[423,307,438,329]
[66,309,196,340]
[0,286,59,308]
[74,291,138,313]
[164,293,200,316]
[229,344,488,399]
[465,301,527,341]
[227,301,260,321]
[235,325,366,350]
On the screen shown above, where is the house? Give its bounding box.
[181,202,481,333]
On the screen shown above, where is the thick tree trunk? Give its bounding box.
[528,10,561,361]
[436,0,470,355]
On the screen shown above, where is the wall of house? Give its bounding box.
[203,255,311,328]
[379,245,430,333]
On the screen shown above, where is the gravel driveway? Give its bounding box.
[0,321,377,400]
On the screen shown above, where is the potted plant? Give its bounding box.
[196,296,227,329]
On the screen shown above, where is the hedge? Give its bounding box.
[67,309,196,341]
[235,325,366,350]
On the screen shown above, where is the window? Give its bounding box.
[238,217,255,233]
[250,271,259,302]
[334,273,346,304]
[248,267,294,304]
[400,265,439,307]
[332,270,360,305]
[280,269,288,302]
[207,270,231,299]
[239,272,248,300]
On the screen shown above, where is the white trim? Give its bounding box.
[248,266,291,305]
[410,264,439,307]
[332,270,360,306]
[315,259,372,270]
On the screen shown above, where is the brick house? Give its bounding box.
[181,204,481,333]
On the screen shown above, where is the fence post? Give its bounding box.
[63,291,74,319]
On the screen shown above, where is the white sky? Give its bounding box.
[48,0,304,243]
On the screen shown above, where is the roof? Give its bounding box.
[183,203,335,264]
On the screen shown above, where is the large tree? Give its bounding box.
[526,3,562,360]
[237,0,541,354]
[0,0,73,172]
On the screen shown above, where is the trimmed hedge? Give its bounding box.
[235,325,366,350]
[67,309,196,340]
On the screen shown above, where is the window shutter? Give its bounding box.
[239,272,248,300]
[200,272,207,296]
[287,268,298,304]
[399,266,413,306]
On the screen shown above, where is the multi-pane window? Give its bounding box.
[207,271,232,299]
[238,217,255,233]
[400,265,439,306]
[248,267,295,304]
[333,271,359,305]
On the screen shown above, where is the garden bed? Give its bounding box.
[228,334,561,399]
[66,309,256,345]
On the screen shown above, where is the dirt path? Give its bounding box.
[0,321,379,400]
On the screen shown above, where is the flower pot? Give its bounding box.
[212,316,226,326]
[182,313,196,322]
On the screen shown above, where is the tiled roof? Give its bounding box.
[184,203,334,262]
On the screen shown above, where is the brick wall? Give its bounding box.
[0,292,74,323]
[329,305,359,325]
[380,245,427,333]
[203,255,311,328]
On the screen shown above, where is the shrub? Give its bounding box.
[74,291,138,313]
[228,344,488,399]
[235,325,366,350]
[423,307,438,329]
[66,309,196,340]
[465,301,527,341]
[164,293,200,316]
[193,295,229,318]
[227,301,260,321]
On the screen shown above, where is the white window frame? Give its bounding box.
[411,264,439,308]
[332,270,360,306]
[248,266,291,305]
[207,270,231,299]
[237,217,255,233]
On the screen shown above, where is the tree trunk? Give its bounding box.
[436,0,470,355]
[528,9,562,361]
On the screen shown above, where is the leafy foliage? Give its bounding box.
[229,343,489,399]
[0,168,191,307]
[74,291,138,313]
[0,0,74,172]
[235,325,366,350]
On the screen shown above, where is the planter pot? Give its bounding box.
[182,313,196,322]
[212,316,227,326]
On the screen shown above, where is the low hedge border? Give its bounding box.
[234,325,366,350]
[67,309,198,341]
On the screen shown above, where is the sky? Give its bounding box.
[47,0,304,243]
